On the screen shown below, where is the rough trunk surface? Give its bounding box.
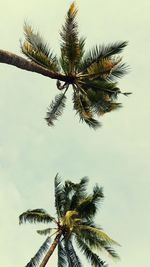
[0,50,69,82]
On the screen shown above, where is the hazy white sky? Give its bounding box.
[0,0,150,267]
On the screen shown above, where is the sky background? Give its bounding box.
[0,0,150,266]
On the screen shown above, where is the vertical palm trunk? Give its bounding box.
[39,230,62,267]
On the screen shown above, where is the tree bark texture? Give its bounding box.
[0,50,68,82]
[39,231,62,267]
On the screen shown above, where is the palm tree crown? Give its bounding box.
[19,174,120,267]
[0,2,130,129]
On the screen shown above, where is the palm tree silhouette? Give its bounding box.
[0,2,130,129]
[19,175,120,267]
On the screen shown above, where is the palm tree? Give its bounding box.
[0,2,130,129]
[19,174,120,267]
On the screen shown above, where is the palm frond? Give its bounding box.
[76,185,104,219]
[79,41,128,72]
[76,237,107,267]
[21,23,60,72]
[73,89,101,129]
[54,174,66,218]
[62,181,76,214]
[60,2,83,74]
[37,228,53,236]
[85,80,120,98]
[23,23,50,55]
[83,83,122,116]
[64,238,82,267]
[86,58,114,79]
[78,37,86,61]
[58,240,67,267]
[25,237,51,267]
[79,225,120,246]
[19,209,54,224]
[92,100,122,116]
[76,226,119,260]
[45,89,67,126]
[66,177,88,209]
[109,62,129,81]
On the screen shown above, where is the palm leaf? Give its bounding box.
[54,174,66,218]
[45,90,67,126]
[86,58,114,79]
[69,176,89,210]
[58,241,67,267]
[64,238,82,267]
[62,177,89,214]
[23,23,50,55]
[79,41,128,72]
[76,185,104,219]
[21,41,59,72]
[92,100,122,116]
[60,2,83,74]
[109,62,129,81]
[21,23,60,72]
[76,226,119,260]
[37,228,53,236]
[73,89,101,129]
[85,80,120,98]
[84,83,122,116]
[62,181,77,214]
[25,237,51,267]
[76,237,107,267]
[19,209,54,224]
[79,225,120,246]
[78,37,86,62]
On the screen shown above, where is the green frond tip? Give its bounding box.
[19,209,54,224]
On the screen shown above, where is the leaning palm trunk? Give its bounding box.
[0,2,130,129]
[0,50,68,82]
[39,230,62,267]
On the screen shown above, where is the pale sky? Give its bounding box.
[0,0,150,267]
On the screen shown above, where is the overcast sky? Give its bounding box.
[0,0,150,267]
